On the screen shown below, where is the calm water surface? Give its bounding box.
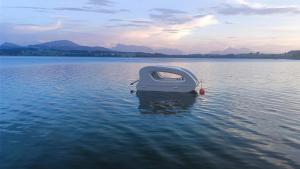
[1,56,300,169]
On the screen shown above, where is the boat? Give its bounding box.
[133,66,199,93]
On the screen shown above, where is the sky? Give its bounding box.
[0,0,300,54]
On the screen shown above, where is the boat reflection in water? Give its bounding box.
[136,91,197,114]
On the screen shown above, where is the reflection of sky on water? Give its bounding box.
[1,57,300,169]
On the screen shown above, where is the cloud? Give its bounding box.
[109,19,153,24]
[149,8,190,25]
[88,0,113,6]
[151,8,187,14]
[110,15,219,50]
[13,21,63,32]
[225,21,234,24]
[108,8,218,40]
[148,8,218,39]
[175,15,218,30]
[169,15,219,38]
[53,7,120,14]
[6,1,127,14]
[7,6,128,14]
[269,26,300,32]
[8,6,48,10]
[107,19,153,28]
[120,15,218,41]
[106,23,149,28]
[162,29,180,34]
[217,0,300,15]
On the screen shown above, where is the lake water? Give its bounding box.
[1,56,300,169]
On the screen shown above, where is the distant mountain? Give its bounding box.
[28,40,110,51]
[156,48,183,55]
[0,42,21,49]
[287,50,300,56]
[210,47,253,55]
[1,40,299,59]
[29,40,79,49]
[111,44,183,55]
[112,44,154,53]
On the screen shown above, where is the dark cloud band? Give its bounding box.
[6,6,129,14]
[217,4,300,15]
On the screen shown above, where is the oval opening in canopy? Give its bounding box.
[151,71,184,80]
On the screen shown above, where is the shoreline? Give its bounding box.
[1,55,299,60]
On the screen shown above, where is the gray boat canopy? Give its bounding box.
[136,66,199,93]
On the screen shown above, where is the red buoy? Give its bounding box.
[199,88,205,95]
[199,80,205,95]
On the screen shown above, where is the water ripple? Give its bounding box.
[1,57,300,169]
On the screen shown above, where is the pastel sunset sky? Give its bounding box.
[1,0,300,53]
